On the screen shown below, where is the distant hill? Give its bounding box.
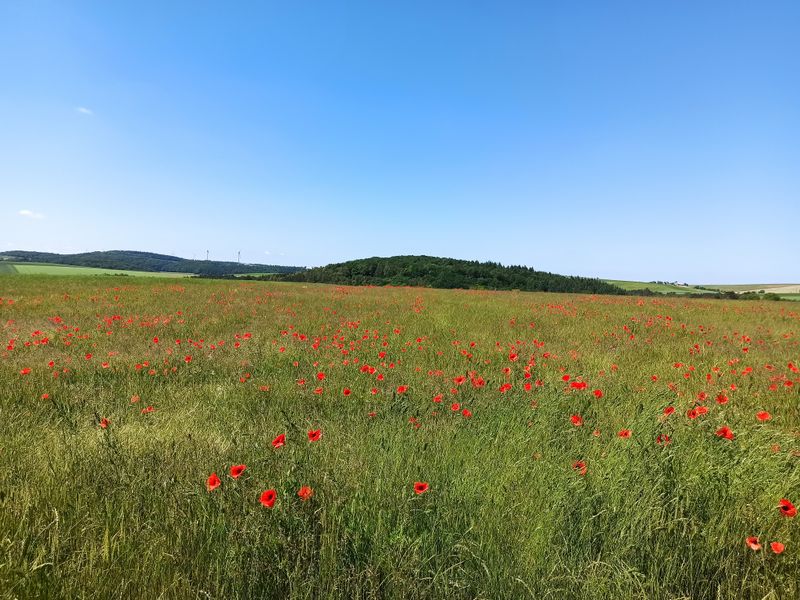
[279,255,626,294]
[0,250,305,277]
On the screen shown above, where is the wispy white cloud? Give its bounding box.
[264,250,271,255]
[76,106,93,116]
[18,209,45,220]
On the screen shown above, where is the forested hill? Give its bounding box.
[280,256,626,294]
[0,250,305,276]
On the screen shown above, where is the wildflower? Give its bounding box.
[308,429,322,442]
[770,542,785,554]
[618,429,632,438]
[207,473,221,491]
[746,536,761,551]
[272,433,286,448]
[260,489,277,508]
[715,426,734,440]
[99,417,110,429]
[778,499,796,518]
[414,482,429,495]
[756,411,771,422]
[230,464,246,479]
[298,486,314,501]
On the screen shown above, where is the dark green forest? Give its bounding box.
[0,250,305,276]
[278,255,627,294]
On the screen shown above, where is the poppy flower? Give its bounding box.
[593,389,603,398]
[396,385,408,394]
[308,429,322,442]
[99,417,110,429]
[746,536,761,551]
[316,372,325,380]
[298,485,314,501]
[618,429,632,438]
[570,415,583,427]
[260,489,277,508]
[414,481,429,495]
[461,408,472,418]
[207,472,221,492]
[230,464,246,479]
[770,542,785,554]
[343,388,351,396]
[272,433,286,448]
[663,406,675,416]
[778,499,796,517]
[20,368,31,375]
[756,411,771,422]
[572,460,587,476]
[715,426,734,440]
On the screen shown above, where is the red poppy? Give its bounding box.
[230,464,246,479]
[207,472,221,491]
[656,434,671,445]
[770,541,785,554]
[308,429,322,442]
[756,411,771,422]
[298,485,314,501]
[746,536,761,551]
[618,429,632,438]
[572,460,587,476]
[184,355,192,364]
[141,405,155,414]
[663,406,675,416]
[20,368,31,375]
[397,385,408,394]
[593,389,603,398]
[570,415,583,427]
[414,481,429,495]
[316,372,325,380]
[715,426,734,440]
[99,417,110,429]
[778,499,796,517]
[260,489,277,508]
[272,433,286,448]
[343,388,351,396]
[461,408,472,418]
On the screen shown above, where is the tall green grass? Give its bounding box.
[0,277,797,598]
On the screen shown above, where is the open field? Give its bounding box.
[604,279,706,294]
[703,284,800,294]
[1,261,193,277]
[1,276,798,599]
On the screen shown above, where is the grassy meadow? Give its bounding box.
[1,276,799,599]
[0,262,192,277]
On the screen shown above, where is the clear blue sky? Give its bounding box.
[1,1,798,283]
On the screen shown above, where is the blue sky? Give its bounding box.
[1,1,798,283]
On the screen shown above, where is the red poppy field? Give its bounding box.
[1,276,799,598]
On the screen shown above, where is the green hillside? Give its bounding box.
[280,255,626,295]
[604,279,707,294]
[0,250,305,277]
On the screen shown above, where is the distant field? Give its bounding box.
[234,272,276,277]
[604,279,706,294]
[1,261,193,277]
[703,283,800,294]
